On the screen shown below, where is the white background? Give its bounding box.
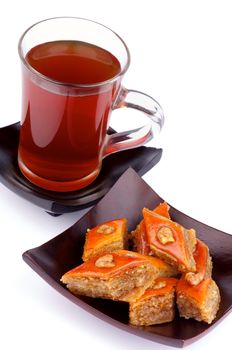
[0,1,231,349]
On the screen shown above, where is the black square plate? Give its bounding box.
[23,168,232,347]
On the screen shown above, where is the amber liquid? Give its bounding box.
[18,41,121,191]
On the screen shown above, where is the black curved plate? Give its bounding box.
[0,123,162,214]
[23,168,232,347]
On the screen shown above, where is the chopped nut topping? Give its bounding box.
[157,227,175,244]
[95,254,115,268]
[97,224,115,234]
[139,264,147,269]
[153,280,167,289]
[185,272,204,286]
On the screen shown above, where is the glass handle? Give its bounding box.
[103,87,164,158]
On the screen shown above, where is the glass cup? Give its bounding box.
[18,17,164,192]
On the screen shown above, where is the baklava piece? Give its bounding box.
[184,239,212,286]
[61,250,158,302]
[132,202,170,255]
[129,277,177,326]
[143,208,197,273]
[176,277,220,324]
[82,218,127,261]
[176,238,219,324]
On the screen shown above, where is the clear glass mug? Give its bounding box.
[18,17,164,192]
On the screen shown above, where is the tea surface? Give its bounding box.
[26,40,121,84]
